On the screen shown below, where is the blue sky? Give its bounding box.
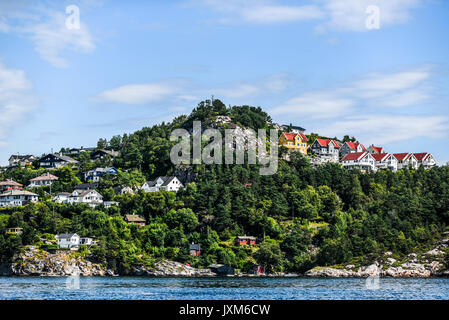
[0,0,449,165]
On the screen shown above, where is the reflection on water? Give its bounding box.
[0,277,448,300]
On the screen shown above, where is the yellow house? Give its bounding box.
[279,132,308,154]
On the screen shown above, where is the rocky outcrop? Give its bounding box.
[132,260,216,277]
[3,246,109,276]
[306,237,449,278]
[1,246,216,277]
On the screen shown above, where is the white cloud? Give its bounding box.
[319,114,448,145]
[190,0,324,24]
[98,83,177,104]
[320,0,423,32]
[0,4,95,67]
[191,0,426,31]
[271,91,355,118]
[0,62,37,147]
[271,66,447,143]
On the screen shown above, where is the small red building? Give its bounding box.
[189,243,201,256]
[252,265,265,275]
[0,179,23,192]
[235,236,257,246]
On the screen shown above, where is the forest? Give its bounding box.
[1,99,449,274]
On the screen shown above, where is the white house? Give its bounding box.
[340,142,367,159]
[68,189,103,207]
[8,155,36,168]
[55,233,80,249]
[0,190,39,207]
[53,192,71,204]
[141,176,183,193]
[104,201,119,208]
[28,172,59,188]
[310,139,341,162]
[39,153,78,169]
[393,153,418,170]
[368,145,385,154]
[341,152,376,172]
[372,153,398,172]
[413,153,436,169]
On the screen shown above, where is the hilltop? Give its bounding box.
[0,99,448,276]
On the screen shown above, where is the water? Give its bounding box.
[0,277,448,300]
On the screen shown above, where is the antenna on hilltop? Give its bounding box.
[211,95,214,104]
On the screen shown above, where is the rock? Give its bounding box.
[345,264,355,269]
[386,258,396,265]
[425,248,444,256]
[384,251,393,256]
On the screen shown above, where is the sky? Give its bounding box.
[0,0,449,165]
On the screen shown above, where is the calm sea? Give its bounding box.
[0,277,448,300]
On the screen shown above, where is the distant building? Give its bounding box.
[189,243,201,256]
[340,142,367,159]
[68,189,103,208]
[74,182,99,190]
[55,233,80,249]
[83,167,118,182]
[90,149,119,161]
[0,179,23,192]
[8,155,36,168]
[368,145,385,154]
[125,214,146,227]
[393,153,418,170]
[372,153,398,172]
[114,185,135,195]
[208,264,235,275]
[310,139,341,162]
[235,236,257,246]
[141,176,183,193]
[104,201,119,208]
[39,153,78,169]
[413,153,436,169]
[28,172,59,188]
[341,152,376,172]
[0,190,39,207]
[53,192,71,204]
[6,228,23,235]
[279,132,308,154]
[281,124,306,133]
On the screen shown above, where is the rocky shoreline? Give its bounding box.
[1,239,448,278]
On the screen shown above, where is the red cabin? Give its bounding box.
[189,243,201,256]
[235,236,257,246]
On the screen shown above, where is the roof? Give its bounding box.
[315,139,341,149]
[282,124,306,131]
[75,182,99,190]
[9,154,35,161]
[189,243,201,250]
[345,142,367,151]
[91,149,119,157]
[370,145,384,153]
[30,172,59,182]
[372,153,391,161]
[57,233,78,239]
[413,153,431,161]
[146,176,180,187]
[0,190,38,197]
[125,214,146,223]
[72,189,101,197]
[41,153,78,163]
[0,179,23,187]
[236,236,257,240]
[393,153,412,161]
[341,152,370,161]
[56,192,71,196]
[282,132,308,142]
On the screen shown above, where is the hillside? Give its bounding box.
[1,99,449,275]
